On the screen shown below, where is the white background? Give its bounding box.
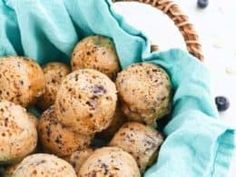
[114,0,236,176]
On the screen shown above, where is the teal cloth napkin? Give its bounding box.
[0,0,235,176]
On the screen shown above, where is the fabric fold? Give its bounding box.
[143,49,235,177]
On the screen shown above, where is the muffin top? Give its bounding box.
[78,147,140,177]
[0,100,37,164]
[116,62,171,125]
[0,56,45,107]
[71,35,120,79]
[37,62,70,110]
[55,69,117,135]
[12,154,76,177]
[38,106,92,157]
[110,122,163,172]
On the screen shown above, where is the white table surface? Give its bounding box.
[114,1,236,176]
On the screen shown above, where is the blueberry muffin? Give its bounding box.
[69,148,94,173]
[71,35,120,79]
[0,56,45,107]
[55,69,117,135]
[97,103,127,141]
[0,100,37,164]
[38,106,92,157]
[109,122,163,172]
[12,154,76,177]
[116,63,171,125]
[78,147,140,177]
[37,62,70,110]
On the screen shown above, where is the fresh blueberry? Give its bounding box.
[215,96,230,112]
[197,0,209,8]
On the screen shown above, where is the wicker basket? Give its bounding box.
[113,0,204,61]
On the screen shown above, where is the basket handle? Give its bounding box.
[113,0,204,61]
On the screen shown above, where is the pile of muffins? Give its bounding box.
[0,35,172,177]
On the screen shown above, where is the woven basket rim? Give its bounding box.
[113,0,204,61]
